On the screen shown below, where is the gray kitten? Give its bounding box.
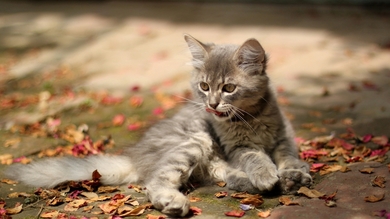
[5,35,312,217]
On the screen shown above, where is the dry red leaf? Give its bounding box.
[279,196,300,206]
[189,206,202,216]
[310,163,326,172]
[225,210,245,217]
[364,193,385,202]
[112,114,126,126]
[297,187,325,198]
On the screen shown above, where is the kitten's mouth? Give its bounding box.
[205,108,229,118]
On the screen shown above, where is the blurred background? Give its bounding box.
[1,0,390,144]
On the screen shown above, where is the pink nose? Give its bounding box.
[209,103,219,109]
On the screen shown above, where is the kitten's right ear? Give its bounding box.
[184,34,210,69]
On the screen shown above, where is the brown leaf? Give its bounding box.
[146,214,167,219]
[371,176,386,188]
[258,210,271,218]
[189,196,201,202]
[216,181,227,187]
[297,187,325,198]
[231,192,253,199]
[40,211,60,218]
[83,205,94,212]
[240,196,264,207]
[92,169,102,181]
[46,197,64,206]
[64,199,87,211]
[319,165,343,176]
[81,192,99,199]
[325,200,337,207]
[1,178,18,185]
[6,203,23,215]
[359,167,374,174]
[98,186,119,193]
[371,135,388,146]
[215,191,228,198]
[279,196,300,206]
[364,193,385,202]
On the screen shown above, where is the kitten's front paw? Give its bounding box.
[149,189,190,217]
[278,169,312,194]
[250,163,279,191]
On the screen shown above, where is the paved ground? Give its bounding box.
[0,1,389,219]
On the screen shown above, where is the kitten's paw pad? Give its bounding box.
[278,169,312,194]
[151,190,190,217]
[251,164,279,191]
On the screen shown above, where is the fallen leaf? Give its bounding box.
[258,210,271,218]
[364,193,385,202]
[240,195,264,207]
[83,205,94,212]
[215,191,228,198]
[279,196,300,206]
[325,200,337,207]
[319,165,343,176]
[231,192,252,199]
[98,186,119,193]
[4,138,21,148]
[64,199,88,211]
[40,211,60,218]
[216,181,227,187]
[225,210,245,217]
[310,163,326,172]
[1,179,18,185]
[359,167,374,174]
[129,96,143,108]
[372,135,389,146]
[189,206,202,215]
[127,122,142,131]
[189,196,201,202]
[5,203,22,215]
[297,187,325,198]
[146,214,166,219]
[112,114,126,126]
[371,176,386,188]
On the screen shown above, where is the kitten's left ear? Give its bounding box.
[184,34,211,69]
[234,38,266,73]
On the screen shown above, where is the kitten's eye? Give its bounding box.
[200,82,209,91]
[222,84,236,93]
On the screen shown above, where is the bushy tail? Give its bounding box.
[4,155,138,188]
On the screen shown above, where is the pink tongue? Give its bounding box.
[206,108,223,116]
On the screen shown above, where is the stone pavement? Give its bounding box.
[0,1,390,219]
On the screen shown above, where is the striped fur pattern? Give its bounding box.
[5,35,312,217]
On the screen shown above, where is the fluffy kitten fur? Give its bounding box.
[5,35,312,217]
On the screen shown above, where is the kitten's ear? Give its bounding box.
[184,34,210,69]
[234,38,266,74]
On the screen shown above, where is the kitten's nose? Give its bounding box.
[209,103,219,109]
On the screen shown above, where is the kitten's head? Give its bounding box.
[184,34,269,122]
